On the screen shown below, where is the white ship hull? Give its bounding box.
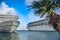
[27,19,55,31]
[0,20,20,32]
[0,2,20,32]
[28,25,55,31]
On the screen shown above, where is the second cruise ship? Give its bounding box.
[27,19,55,31]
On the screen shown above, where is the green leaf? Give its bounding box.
[48,8,54,15]
[40,10,46,18]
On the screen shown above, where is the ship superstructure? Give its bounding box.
[27,19,55,31]
[0,2,20,32]
[0,13,20,32]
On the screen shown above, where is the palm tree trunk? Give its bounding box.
[49,13,60,33]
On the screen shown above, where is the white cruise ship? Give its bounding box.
[0,14,20,32]
[27,19,55,31]
[0,2,20,32]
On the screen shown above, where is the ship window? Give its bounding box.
[0,17,3,18]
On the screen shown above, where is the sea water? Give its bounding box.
[0,31,60,40]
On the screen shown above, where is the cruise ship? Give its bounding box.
[27,19,55,31]
[0,13,20,32]
[0,2,20,32]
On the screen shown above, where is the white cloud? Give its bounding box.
[17,19,28,30]
[28,11,40,22]
[17,13,28,30]
[25,0,34,6]
[0,2,16,15]
[25,0,38,6]
[54,8,60,15]
[28,11,46,22]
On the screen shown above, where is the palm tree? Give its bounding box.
[28,0,60,33]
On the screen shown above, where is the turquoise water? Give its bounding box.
[0,31,60,40]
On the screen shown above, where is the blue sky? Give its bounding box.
[0,0,43,30]
[3,0,28,16]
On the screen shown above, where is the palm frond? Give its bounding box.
[27,0,60,18]
[48,8,54,15]
[32,1,41,9]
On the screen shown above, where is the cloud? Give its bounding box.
[0,2,16,15]
[17,13,28,30]
[25,0,38,6]
[28,11,46,22]
[17,18,28,30]
[25,0,34,6]
[54,8,60,15]
[28,11,40,22]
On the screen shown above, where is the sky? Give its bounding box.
[0,0,42,30]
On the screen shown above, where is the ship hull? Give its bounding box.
[0,20,20,32]
[28,25,55,31]
[27,19,55,31]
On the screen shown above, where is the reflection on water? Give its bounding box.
[0,31,60,40]
[28,32,60,40]
[18,31,60,40]
[0,32,20,40]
